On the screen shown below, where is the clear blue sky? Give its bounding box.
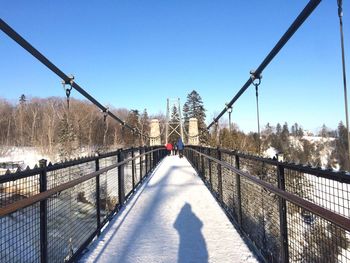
[1,0,349,133]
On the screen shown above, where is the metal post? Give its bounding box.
[201,147,205,179]
[277,164,289,263]
[118,150,125,205]
[217,148,223,200]
[153,147,157,168]
[197,147,200,169]
[145,147,149,174]
[39,159,48,263]
[131,148,135,189]
[235,155,242,227]
[95,155,101,235]
[140,147,143,180]
[208,148,212,189]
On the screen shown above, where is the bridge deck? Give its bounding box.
[79,156,258,263]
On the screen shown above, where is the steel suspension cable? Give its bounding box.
[337,0,350,161]
[251,71,262,155]
[207,0,321,130]
[0,18,148,139]
[255,83,261,155]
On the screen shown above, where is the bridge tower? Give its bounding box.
[165,98,184,144]
[149,119,161,146]
[188,118,199,145]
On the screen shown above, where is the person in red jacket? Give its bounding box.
[165,142,173,156]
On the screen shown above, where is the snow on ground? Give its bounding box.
[79,156,258,263]
[302,135,335,143]
[263,147,277,159]
[0,146,97,174]
[0,147,50,169]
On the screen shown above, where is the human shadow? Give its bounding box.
[174,203,208,263]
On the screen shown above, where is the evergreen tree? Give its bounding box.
[282,122,289,137]
[124,109,140,146]
[335,121,350,170]
[290,123,300,136]
[297,127,304,137]
[319,124,328,137]
[183,90,207,143]
[140,109,150,145]
[183,103,190,123]
[276,123,282,135]
[58,113,77,158]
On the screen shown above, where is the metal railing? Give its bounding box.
[185,146,350,263]
[0,146,166,263]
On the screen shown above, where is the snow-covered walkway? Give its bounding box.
[79,156,258,263]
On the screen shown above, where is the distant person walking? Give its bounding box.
[174,142,178,155]
[166,142,173,156]
[177,138,184,158]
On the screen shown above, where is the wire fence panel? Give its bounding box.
[221,166,236,217]
[99,155,119,220]
[0,204,41,262]
[185,146,350,263]
[47,178,96,263]
[287,202,350,262]
[124,155,133,197]
[135,152,141,186]
[0,173,41,262]
[0,147,166,263]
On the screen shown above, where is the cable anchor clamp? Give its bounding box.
[62,75,75,109]
[250,70,262,86]
[337,0,343,17]
[225,103,232,113]
[102,107,109,122]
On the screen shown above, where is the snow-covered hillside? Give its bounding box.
[263,135,339,170]
[0,146,101,175]
[0,147,51,169]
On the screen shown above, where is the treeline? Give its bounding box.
[0,96,151,157]
[1,91,349,171]
[209,121,350,171]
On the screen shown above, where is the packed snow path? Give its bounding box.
[79,156,258,263]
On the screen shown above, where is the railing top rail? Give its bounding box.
[0,147,162,217]
[188,147,350,232]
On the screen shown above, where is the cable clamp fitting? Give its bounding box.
[62,75,75,108]
[225,103,232,113]
[103,107,109,122]
[250,70,262,86]
[337,0,343,17]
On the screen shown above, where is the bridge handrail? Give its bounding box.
[199,146,350,183]
[0,146,167,263]
[0,147,162,217]
[188,147,350,232]
[185,146,350,263]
